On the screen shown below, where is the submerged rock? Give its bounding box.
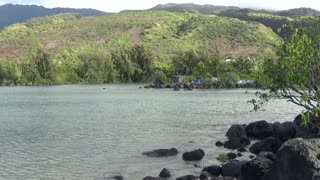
[143,148,178,157]
[159,168,171,178]
[182,149,205,161]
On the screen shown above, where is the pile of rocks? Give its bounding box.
[110,114,320,180]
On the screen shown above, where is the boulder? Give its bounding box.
[249,137,282,154]
[176,175,197,180]
[159,168,171,178]
[273,122,296,140]
[240,137,251,146]
[143,148,178,157]
[238,147,247,152]
[227,152,237,160]
[240,157,273,180]
[246,121,273,140]
[212,177,235,180]
[142,176,161,180]
[200,172,209,180]
[226,124,246,140]
[224,138,241,150]
[221,160,245,178]
[203,165,221,176]
[110,176,124,180]
[264,138,320,180]
[293,114,319,139]
[182,149,205,161]
[257,152,276,161]
[216,141,224,147]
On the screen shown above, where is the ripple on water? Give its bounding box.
[0,86,302,179]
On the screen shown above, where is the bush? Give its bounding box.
[219,72,240,86]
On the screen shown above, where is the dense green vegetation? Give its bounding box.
[0,11,281,85]
[250,17,320,125]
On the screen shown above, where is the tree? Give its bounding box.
[254,27,320,125]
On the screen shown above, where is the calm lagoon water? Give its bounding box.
[0,85,301,180]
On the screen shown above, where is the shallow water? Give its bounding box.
[0,85,301,180]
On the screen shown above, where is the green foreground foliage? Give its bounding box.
[252,18,320,125]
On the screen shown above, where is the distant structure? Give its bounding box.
[172,72,183,83]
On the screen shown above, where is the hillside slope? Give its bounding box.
[0,11,281,60]
[0,3,108,29]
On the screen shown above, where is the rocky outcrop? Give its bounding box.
[176,175,197,180]
[249,137,282,154]
[221,160,245,178]
[203,165,221,176]
[240,157,272,180]
[246,121,273,140]
[182,149,205,161]
[226,124,246,140]
[273,122,296,140]
[264,138,320,180]
[293,114,319,139]
[143,148,178,157]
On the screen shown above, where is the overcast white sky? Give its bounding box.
[0,0,319,12]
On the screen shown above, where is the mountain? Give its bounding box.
[0,3,108,29]
[277,8,320,17]
[150,3,239,14]
[0,11,280,61]
[149,4,320,37]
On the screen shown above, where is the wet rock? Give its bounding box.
[221,160,245,178]
[176,175,197,180]
[203,165,221,176]
[257,152,276,161]
[249,137,282,154]
[226,124,246,140]
[237,153,243,157]
[143,148,178,157]
[224,138,241,150]
[227,152,237,160]
[273,122,296,140]
[249,155,255,159]
[212,177,235,180]
[110,176,124,180]
[246,121,273,140]
[238,147,246,152]
[142,176,161,180]
[293,114,319,139]
[200,172,209,180]
[216,141,224,147]
[264,138,320,180]
[159,168,171,178]
[240,157,273,180]
[182,149,205,161]
[240,137,251,146]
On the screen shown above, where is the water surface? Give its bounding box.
[0,85,301,180]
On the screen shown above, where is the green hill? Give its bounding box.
[0,11,281,84]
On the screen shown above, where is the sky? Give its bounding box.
[0,0,319,13]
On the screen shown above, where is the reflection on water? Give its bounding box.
[0,85,301,179]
